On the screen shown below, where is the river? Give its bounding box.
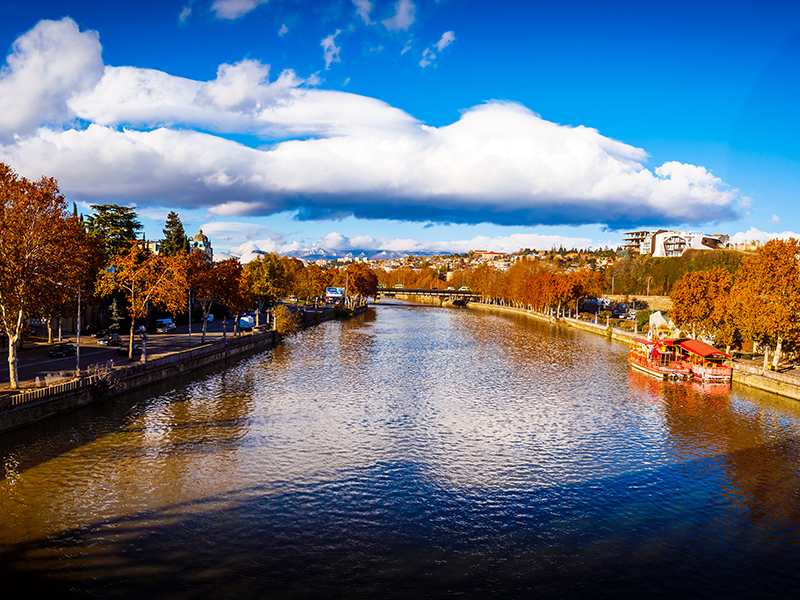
[2,302,800,599]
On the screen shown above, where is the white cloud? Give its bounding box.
[419,48,435,67]
[0,18,741,231]
[321,30,342,69]
[401,39,413,54]
[211,0,269,20]
[0,18,103,141]
[419,31,455,68]
[436,31,455,51]
[352,0,374,24]
[343,77,351,86]
[382,0,416,31]
[729,227,800,244]
[278,24,288,36]
[179,6,192,23]
[769,214,780,224]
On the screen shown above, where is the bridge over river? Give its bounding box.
[374,287,481,302]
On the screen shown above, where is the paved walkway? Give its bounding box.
[0,320,260,394]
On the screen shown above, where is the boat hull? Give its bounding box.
[628,354,692,380]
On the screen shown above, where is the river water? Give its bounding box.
[2,302,800,599]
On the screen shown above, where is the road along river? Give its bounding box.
[2,301,800,599]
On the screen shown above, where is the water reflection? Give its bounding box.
[2,304,800,598]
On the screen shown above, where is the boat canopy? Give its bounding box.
[679,339,731,359]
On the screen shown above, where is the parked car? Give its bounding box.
[238,316,255,331]
[50,343,77,358]
[97,333,122,346]
[91,329,107,338]
[156,318,176,333]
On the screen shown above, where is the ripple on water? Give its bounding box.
[3,305,800,598]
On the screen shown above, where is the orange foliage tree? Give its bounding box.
[99,243,187,359]
[0,163,94,388]
[670,268,733,340]
[729,238,800,367]
[215,258,253,335]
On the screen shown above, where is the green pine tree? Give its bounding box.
[160,211,190,256]
[85,204,143,258]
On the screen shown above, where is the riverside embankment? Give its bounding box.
[392,293,800,402]
[0,305,343,434]
[465,301,800,401]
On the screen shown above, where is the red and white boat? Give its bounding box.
[628,337,692,380]
[677,339,733,382]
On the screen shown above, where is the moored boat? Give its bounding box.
[677,339,733,382]
[628,337,692,380]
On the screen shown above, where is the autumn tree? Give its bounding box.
[214,259,253,335]
[85,204,143,259]
[99,242,187,359]
[159,211,190,256]
[246,253,292,325]
[670,268,733,340]
[186,250,217,343]
[728,238,800,368]
[295,263,331,301]
[0,163,92,387]
[343,263,378,304]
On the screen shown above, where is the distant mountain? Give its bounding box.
[227,247,440,263]
[285,248,438,261]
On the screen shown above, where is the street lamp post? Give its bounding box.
[76,285,81,375]
[188,290,192,346]
[611,274,616,296]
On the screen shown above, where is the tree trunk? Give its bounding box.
[7,333,19,389]
[763,346,770,370]
[48,316,54,344]
[772,336,783,370]
[6,309,24,389]
[129,319,136,360]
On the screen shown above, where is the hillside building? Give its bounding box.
[625,230,728,257]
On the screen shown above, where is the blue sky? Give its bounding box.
[0,0,798,255]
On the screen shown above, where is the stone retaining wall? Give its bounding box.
[0,329,280,434]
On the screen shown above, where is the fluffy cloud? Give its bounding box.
[279,24,288,36]
[321,30,342,69]
[382,0,416,31]
[353,0,374,24]
[0,18,103,141]
[729,227,800,244]
[0,18,740,230]
[436,31,456,51]
[211,0,269,20]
